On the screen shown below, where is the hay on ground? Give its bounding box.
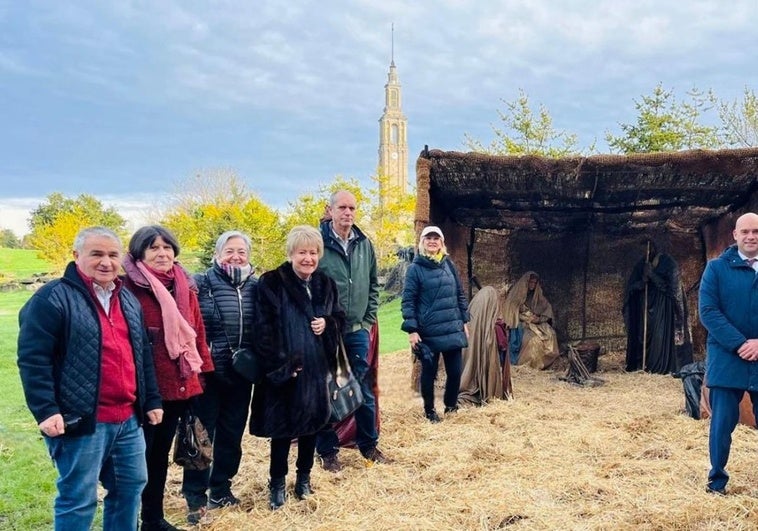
[161,351,758,530]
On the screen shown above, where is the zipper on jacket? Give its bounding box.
[236,286,244,350]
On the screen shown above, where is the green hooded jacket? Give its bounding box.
[318,220,380,332]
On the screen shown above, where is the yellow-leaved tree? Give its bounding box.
[282,173,415,271]
[161,170,285,273]
[27,193,128,271]
[162,169,417,275]
[363,172,416,270]
[280,176,368,234]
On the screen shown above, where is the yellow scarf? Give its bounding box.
[425,251,446,263]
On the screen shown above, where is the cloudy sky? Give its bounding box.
[1,1,756,236]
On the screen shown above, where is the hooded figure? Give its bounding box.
[458,286,513,406]
[623,239,691,374]
[502,272,559,370]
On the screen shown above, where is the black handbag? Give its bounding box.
[327,335,364,422]
[173,408,213,470]
[232,347,262,384]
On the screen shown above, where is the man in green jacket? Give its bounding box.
[315,190,388,470]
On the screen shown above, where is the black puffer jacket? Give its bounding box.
[401,255,469,353]
[195,264,257,380]
[17,262,162,436]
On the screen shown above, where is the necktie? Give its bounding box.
[747,258,757,266]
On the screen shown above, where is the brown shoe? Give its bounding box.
[320,453,343,473]
[362,447,391,465]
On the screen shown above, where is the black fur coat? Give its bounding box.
[249,262,345,439]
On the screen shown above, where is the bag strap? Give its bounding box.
[444,258,466,320]
[328,321,352,379]
[444,258,463,297]
[205,273,240,351]
[335,333,350,374]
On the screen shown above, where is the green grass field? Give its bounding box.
[0,247,408,528]
[377,296,407,354]
[0,289,57,530]
[0,248,53,280]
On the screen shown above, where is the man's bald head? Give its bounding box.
[733,212,758,258]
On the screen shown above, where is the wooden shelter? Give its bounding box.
[414,147,758,355]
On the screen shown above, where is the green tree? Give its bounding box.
[464,89,588,156]
[714,87,758,147]
[161,170,285,272]
[27,193,127,270]
[606,84,721,153]
[0,228,20,248]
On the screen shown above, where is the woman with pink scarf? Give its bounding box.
[123,225,213,531]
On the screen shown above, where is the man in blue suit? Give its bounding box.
[699,212,758,494]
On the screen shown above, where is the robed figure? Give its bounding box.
[458,286,513,407]
[623,241,691,374]
[503,272,560,370]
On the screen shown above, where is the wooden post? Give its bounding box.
[642,241,650,371]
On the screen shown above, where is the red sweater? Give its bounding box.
[124,279,212,401]
[77,271,138,422]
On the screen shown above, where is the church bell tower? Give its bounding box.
[378,27,408,193]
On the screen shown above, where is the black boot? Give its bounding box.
[425,409,442,423]
[268,476,286,510]
[423,392,441,422]
[294,472,314,500]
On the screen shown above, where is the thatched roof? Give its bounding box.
[418,147,758,234]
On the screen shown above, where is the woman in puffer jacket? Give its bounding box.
[401,226,469,423]
[181,231,258,524]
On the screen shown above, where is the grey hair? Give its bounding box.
[286,225,323,260]
[329,189,356,207]
[73,226,122,253]
[214,230,252,257]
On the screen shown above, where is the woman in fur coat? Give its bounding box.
[250,225,345,510]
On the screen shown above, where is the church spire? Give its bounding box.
[378,24,408,193]
[391,22,395,67]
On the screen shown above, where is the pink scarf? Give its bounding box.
[135,261,203,377]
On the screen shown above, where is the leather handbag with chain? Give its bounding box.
[173,407,213,470]
[327,334,364,422]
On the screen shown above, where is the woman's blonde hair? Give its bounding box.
[286,225,324,259]
[418,233,448,257]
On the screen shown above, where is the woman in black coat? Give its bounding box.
[401,226,469,423]
[250,225,345,510]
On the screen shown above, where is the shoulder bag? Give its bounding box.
[232,346,261,384]
[205,274,262,384]
[327,334,364,422]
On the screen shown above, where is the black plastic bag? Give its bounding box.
[673,361,705,420]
